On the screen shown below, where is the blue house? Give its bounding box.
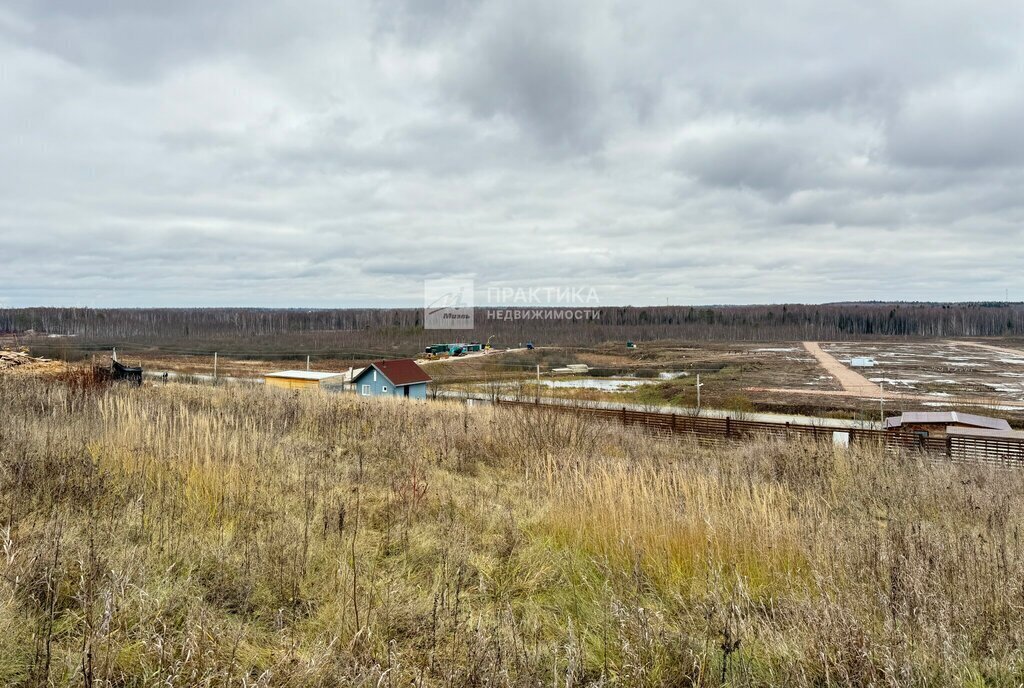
[352,358,432,400]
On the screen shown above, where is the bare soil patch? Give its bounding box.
[802,341,881,394]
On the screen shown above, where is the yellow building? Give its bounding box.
[263,370,346,390]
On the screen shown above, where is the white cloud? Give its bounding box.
[1,0,1023,306]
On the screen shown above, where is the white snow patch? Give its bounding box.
[539,379,651,391]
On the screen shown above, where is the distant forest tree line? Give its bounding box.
[1,304,1021,356]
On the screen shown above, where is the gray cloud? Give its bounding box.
[1,0,1023,307]
[441,0,606,152]
[886,76,1024,169]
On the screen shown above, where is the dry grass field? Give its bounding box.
[3,375,1024,685]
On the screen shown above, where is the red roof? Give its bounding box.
[366,359,431,386]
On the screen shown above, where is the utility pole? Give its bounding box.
[536,364,541,403]
[213,352,218,383]
[696,374,704,414]
[879,382,884,426]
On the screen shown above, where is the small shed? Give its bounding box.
[264,370,346,390]
[884,411,1011,438]
[352,359,431,399]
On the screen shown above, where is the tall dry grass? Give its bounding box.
[1,375,1024,686]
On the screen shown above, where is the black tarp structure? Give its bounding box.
[112,359,143,386]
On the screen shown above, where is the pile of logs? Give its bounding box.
[0,348,51,371]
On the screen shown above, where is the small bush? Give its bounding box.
[53,364,113,391]
[723,393,755,414]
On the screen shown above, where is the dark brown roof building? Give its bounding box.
[370,359,432,386]
[884,411,1010,437]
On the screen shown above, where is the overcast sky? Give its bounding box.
[2,0,1023,307]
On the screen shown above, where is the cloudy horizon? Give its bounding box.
[2,0,1023,308]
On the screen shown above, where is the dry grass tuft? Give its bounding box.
[2,376,1024,685]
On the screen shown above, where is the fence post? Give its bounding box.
[622,407,627,426]
[946,435,952,460]
[725,416,731,437]
[672,413,677,434]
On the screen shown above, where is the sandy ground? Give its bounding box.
[0,349,66,376]
[802,341,882,394]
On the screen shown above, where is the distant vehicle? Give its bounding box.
[626,341,636,349]
[526,342,534,350]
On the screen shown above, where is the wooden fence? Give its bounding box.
[491,398,1024,468]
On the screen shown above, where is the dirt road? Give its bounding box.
[955,341,1024,358]
[416,347,527,366]
[802,341,882,395]
[745,385,1024,409]
[438,389,882,429]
